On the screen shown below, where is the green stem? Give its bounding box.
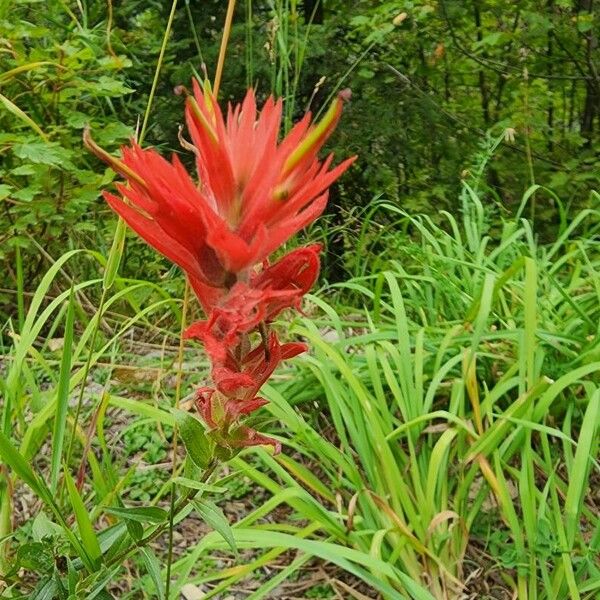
[185,0,204,65]
[165,281,190,597]
[139,0,179,143]
[165,483,177,599]
[15,245,24,331]
[106,461,217,571]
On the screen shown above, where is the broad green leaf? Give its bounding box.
[172,409,213,469]
[12,140,74,169]
[104,506,168,524]
[192,499,237,554]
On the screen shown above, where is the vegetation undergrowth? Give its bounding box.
[1,2,599,600]
[166,181,600,599]
[1,173,598,598]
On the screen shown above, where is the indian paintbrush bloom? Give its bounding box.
[85,80,355,454]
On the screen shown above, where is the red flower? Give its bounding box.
[212,333,306,400]
[100,145,229,310]
[184,245,319,452]
[85,81,356,455]
[183,245,320,364]
[195,333,304,425]
[195,387,281,454]
[85,82,355,311]
[194,333,305,455]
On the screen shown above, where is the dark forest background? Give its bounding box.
[1,0,598,295]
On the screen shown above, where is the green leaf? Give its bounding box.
[208,528,426,600]
[0,427,94,569]
[125,519,143,542]
[140,548,165,599]
[192,498,237,554]
[109,395,175,427]
[64,469,102,567]
[85,566,121,600]
[0,93,47,139]
[67,558,79,594]
[12,185,42,201]
[104,506,168,524]
[31,578,57,600]
[85,75,135,97]
[0,61,63,83]
[0,184,13,200]
[564,389,599,548]
[32,511,65,542]
[172,476,226,494]
[172,409,214,469]
[12,141,75,169]
[103,219,126,290]
[50,286,75,493]
[0,429,46,498]
[577,18,593,33]
[16,542,54,572]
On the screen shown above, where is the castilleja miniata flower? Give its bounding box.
[85,79,355,454]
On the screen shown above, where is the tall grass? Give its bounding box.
[1,151,598,600]
[168,184,600,599]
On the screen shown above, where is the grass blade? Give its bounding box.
[564,389,599,549]
[50,286,75,493]
[64,468,102,568]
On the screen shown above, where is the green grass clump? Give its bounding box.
[170,185,599,599]
[1,178,598,598]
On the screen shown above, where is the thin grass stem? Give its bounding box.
[139,0,179,143]
[213,0,237,99]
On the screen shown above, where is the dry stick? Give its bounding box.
[105,0,118,60]
[213,0,237,99]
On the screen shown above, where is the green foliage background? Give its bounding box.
[2,0,599,299]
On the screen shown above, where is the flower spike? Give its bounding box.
[88,82,355,454]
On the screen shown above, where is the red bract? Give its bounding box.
[183,245,321,364]
[204,332,307,400]
[86,80,355,455]
[195,332,304,430]
[100,144,229,310]
[185,82,355,277]
[85,82,355,312]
